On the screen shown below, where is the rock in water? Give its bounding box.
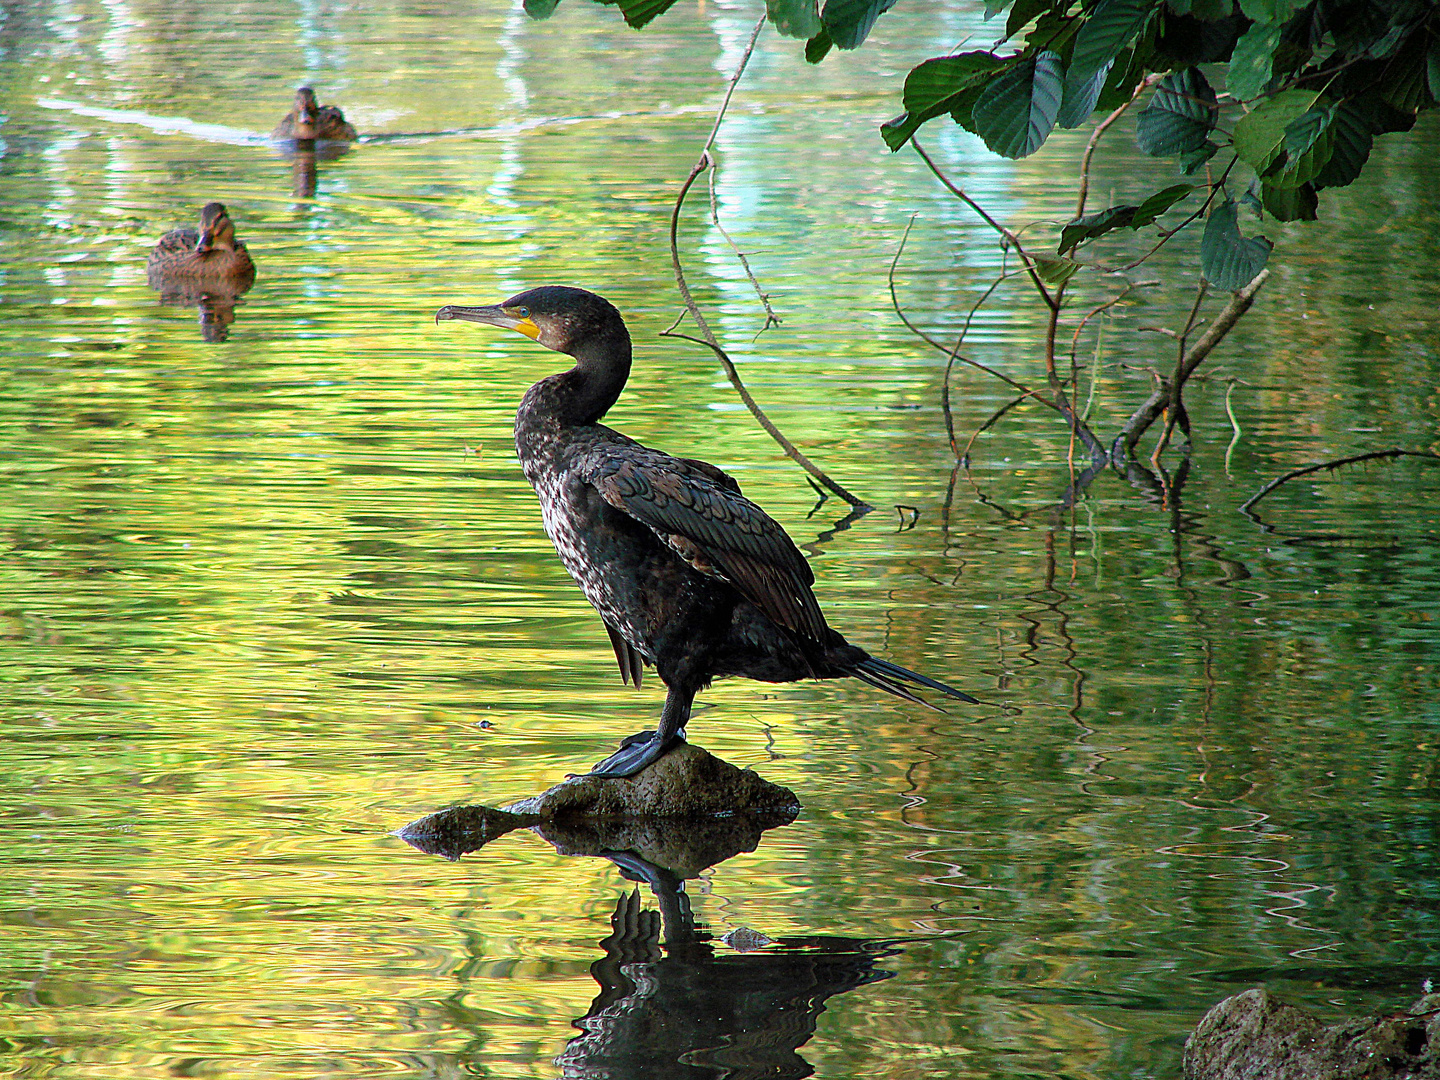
[1184,988,1440,1080]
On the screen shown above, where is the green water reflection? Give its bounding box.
[2,0,1439,1077]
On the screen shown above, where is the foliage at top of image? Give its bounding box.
[532,0,1437,291]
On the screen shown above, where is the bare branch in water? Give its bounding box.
[1113,269,1270,462]
[1240,448,1440,515]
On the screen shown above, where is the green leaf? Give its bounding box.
[1365,22,1408,61]
[1133,182,1195,224]
[1227,20,1283,102]
[524,0,560,17]
[1033,255,1082,284]
[1382,35,1433,113]
[902,53,1006,114]
[1200,198,1271,290]
[1135,67,1217,156]
[601,0,681,28]
[1155,9,1243,64]
[1095,45,1142,110]
[1006,0,1052,39]
[1058,58,1112,127]
[767,0,824,39]
[1261,180,1318,220]
[1236,0,1304,20]
[949,83,992,135]
[1057,183,1193,252]
[1231,88,1320,173]
[1067,0,1156,94]
[821,0,897,49]
[1185,0,1233,18]
[1267,102,1334,187]
[880,52,1004,149]
[971,50,1065,159]
[1311,100,1373,187]
[985,0,1012,18]
[1179,140,1219,173]
[1429,39,1440,104]
[1059,205,1138,253]
[805,27,833,62]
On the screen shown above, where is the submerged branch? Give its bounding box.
[1113,269,1270,462]
[1239,448,1440,515]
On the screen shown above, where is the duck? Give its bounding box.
[146,202,255,291]
[271,86,357,142]
[435,285,976,778]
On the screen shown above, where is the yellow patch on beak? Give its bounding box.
[509,312,541,340]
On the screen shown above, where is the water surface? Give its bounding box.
[2,1,1439,1077]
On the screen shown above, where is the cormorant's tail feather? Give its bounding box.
[853,656,979,708]
[850,663,934,708]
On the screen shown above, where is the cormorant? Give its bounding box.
[436,286,976,777]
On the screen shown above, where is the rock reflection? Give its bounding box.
[399,795,895,1080]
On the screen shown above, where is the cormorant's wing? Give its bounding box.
[587,451,829,642]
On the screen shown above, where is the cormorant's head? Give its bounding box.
[194,203,238,253]
[435,285,627,357]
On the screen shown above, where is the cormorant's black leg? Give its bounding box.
[585,686,693,778]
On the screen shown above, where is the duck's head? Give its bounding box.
[435,285,628,359]
[194,203,238,253]
[290,86,320,139]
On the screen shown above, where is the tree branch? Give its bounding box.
[1112,268,1270,462]
[1239,448,1440,515]
[665,14,869,508]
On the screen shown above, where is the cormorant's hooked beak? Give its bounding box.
[434,303,541,341]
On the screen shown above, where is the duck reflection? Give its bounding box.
[400,804,896,1080]
[150,288,248,343]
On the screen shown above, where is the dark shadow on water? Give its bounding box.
[400,803,897,1079]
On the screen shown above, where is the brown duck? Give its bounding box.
[146,202,256,291]
[271,86,358,142]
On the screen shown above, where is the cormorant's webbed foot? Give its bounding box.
[585,728,685,779]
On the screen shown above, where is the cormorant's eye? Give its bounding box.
[517,307,530,318]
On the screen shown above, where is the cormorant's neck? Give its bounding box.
[548,325,633,426]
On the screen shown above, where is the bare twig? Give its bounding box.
[1075,74,1162,219]
[1223,378,1242,477]
[665,14,869,508]
[1239,448,1440,514]
[705,166,781,334]
[887,217,1037,456]
[1110,156,1238,273]
[910,137,1055,309]
[958,391,1046,463]
[902,149,1105,464]
[1151,278,1209,463]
